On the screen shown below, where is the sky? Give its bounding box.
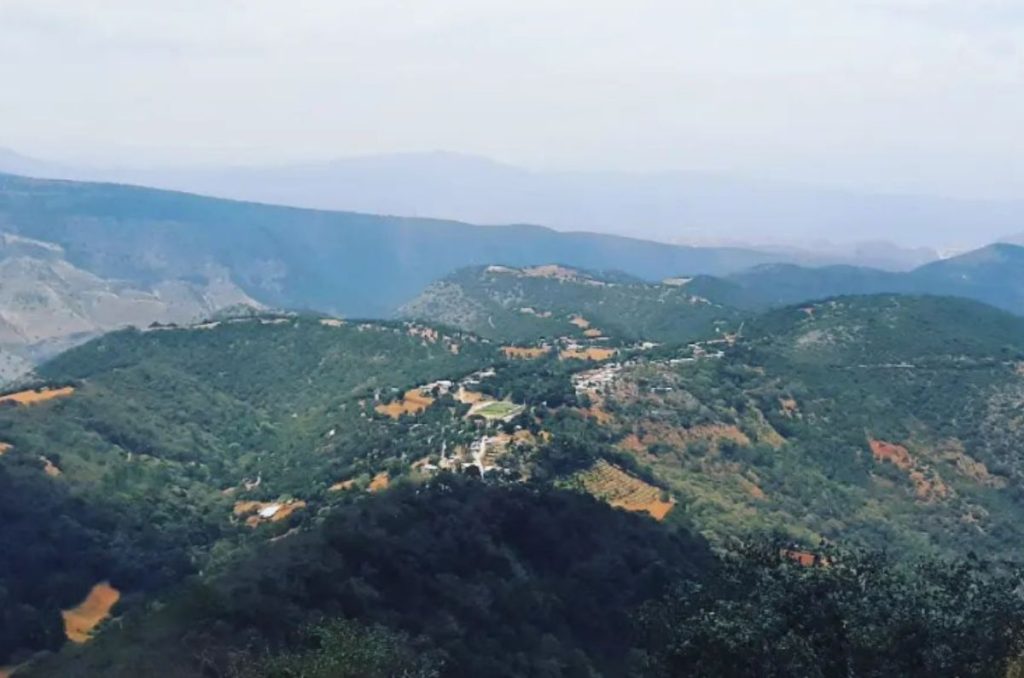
[1,0,1023,199]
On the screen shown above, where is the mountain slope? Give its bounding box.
[719,243,1024,315]
[6,297,1024,674]
[0,149,1013,253]
[400,264,740,344]
[568,294,1024,557]
[0,172,789,320]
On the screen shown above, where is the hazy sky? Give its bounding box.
[2,1,1023,199]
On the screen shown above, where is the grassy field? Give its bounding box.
[474,401,524,420]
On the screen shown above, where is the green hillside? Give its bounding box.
[568,295,1024,557]
[0,315,493,665]
[718,243,1024,314]
[7,297,1024,675]
[400,264,741,344]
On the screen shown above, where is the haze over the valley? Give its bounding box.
[2,1,1024,254]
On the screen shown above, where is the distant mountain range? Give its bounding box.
[720,242,1024,314]
[9,147,1024,262]
[404,244,1024,343]
[0,171,795,318]
[0,169,1021,385]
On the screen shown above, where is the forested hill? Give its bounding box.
[0,315,494,667]
[400,264,741,343]
[0,172,782,318]
[8,298,1024,675]
[719,243,1024,314]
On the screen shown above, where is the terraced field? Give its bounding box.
[577,459,675,521]
[375,388,435,418]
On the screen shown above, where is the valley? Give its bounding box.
[1,180,1024,676]
[4,278,1024,674]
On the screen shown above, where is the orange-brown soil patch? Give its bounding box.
[618,434,648,456]
[0,386,74,406]
[781,549,818,567]
[560,347,616,361]
[869,438,951,502]
[456,388,487,405]
[583,328,603,338]
[869,439,913,471]
[41,456,61,477]
[234,499,306,527]
[369,471,390,493]
[502,345,551,359]
[583,395,613,424]
[641,422,751,451]
[0,442,11,457]
[329,479,357,492]
[578,460,674,521]
[62,582,120,644]
[568,315,591,329]
[779,397,799,417]
[375,388,435,418]
[908,470,951,502]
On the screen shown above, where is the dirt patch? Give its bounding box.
[869,439,914,471]
[869,438,951,502]
[233,499,306,527]
[560,347,616,361]
[641,422,751,451]
[329,479,356,492]
[0,386,74,406]
[618,434,648,456]
[568,315,591,329]
[908,470,951,502]
[779,397,799,417]
[369,472,390,493]
[62,582,120,644]
[502,346,551,359]
[375,388,435,418]
[583,328,603,338]
[781,549,818,567]
[319,318,344,327]
[40,456,61,477]
[0,442,10,457]
[582,394,613,424]
[578,460,674,521]
[456,387,488,405]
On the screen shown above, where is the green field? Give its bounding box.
[474,400,525,420]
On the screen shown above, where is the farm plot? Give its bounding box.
[0,386,74,406]
[469,400,524,421]
[577,459,674,521]
[375,388,435,418]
